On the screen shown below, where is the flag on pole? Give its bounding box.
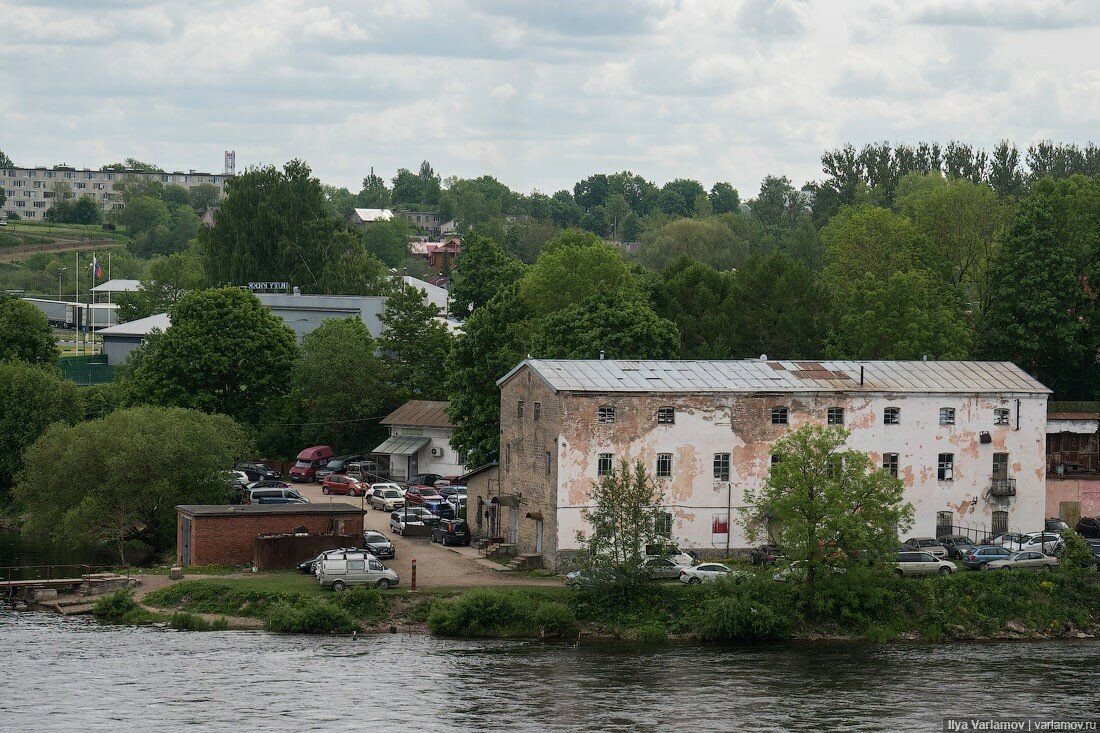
[92,253,102,280]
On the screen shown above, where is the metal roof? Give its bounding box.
[381,400,453,428]
[98,312,170,337]
[499,359,1051,395]
[177,503,364,517]
[371,435,430,456]
[90,278,142,293]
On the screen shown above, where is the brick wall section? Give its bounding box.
[499,366,563,566]
[177,511,364,566]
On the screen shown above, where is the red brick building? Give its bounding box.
[176,504,365,566]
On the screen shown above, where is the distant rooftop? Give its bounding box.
[90,279,141,293]
[98,312,170,336]
[177,503,364,517]
[352,208,394,222]
[382,400,453,429]
[501,359,1051,395]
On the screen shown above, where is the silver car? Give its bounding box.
[679,562,744,585]
[904,537,948,559]
[896,551,956,577]
[641,557,689,580]
[318,556,400,590]
[987,551,1058,571]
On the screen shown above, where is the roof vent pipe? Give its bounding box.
[860,366,864,385]
[922,354,928,361]
[759,354,768,361]
[599,350,605,360]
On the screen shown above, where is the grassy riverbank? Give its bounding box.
[127,567,1100,642]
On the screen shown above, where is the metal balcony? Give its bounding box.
[989,477,1016,497]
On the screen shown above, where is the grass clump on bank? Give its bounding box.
[93,589,162,625]
[169,612,228,631]
[144,579,389,634]
[427,588,577,638]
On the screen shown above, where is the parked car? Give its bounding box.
[641,556,689,580]
[987,551,1059,571]
[421,498,456,520]
[321,475,367,496]
[408,473,446,488]
[430,519,472,547]
[437,485,467,500]
[237,462,281,481]
[960,545,1013,570]
[937,535,976,559]
[749,544,782,566]
[315,454,364,482]
[896,551,956,577]
[369,487,406,512]
[405,485,444,506]
[772,561,845,583]
[645,543,696,566]
[1045,518,1070,534]
[319,556,399,590]
[1087,540,1100,569]
[564,568,617,588]
[225,470,251,489]
[369,482,406,497]
[288,445,334,482]
[389,508,441,535]
[345,460,384,483]
[985,532,1026,547]
[362,531,396,560]
[247,479,292,491]
[903,537,948,559]
[1007,533,1063,554]
[247,487,307,504]
[296,548,361,574]
[1075,516,1100,539]
[679,562,740,585]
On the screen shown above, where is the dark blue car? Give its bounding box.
[422,498,456,520]
[960,545,1012,570]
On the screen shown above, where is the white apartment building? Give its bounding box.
[491,359,1051,568]
[1,165,230,221]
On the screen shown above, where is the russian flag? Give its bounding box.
[92,253,102,280]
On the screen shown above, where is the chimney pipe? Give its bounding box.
[860,366,864,385]
[599,350,605,361]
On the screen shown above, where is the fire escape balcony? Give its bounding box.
[988,477,1017,498]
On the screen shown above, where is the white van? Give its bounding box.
[318,556,399,590]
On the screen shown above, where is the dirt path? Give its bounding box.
[0,238,123,262]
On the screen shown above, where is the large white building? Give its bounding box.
[483,358,1050,568]
[1,165,230,220]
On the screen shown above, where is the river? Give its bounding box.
[2,610,1098,732]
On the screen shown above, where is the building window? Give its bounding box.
[827,407,845,425]
[992,452,1008,480]
[939,408,956,426]
[597,453,614,477]
[882,452,899,478]
[656,453,673,478]
[994,408,1010,426]
[544,451,551,475]
[936,511,953,538]
[713,453,730,482]
[825,455,842,478]
[937,453,954,481]
[597,406,616,424]
[771,407,788,425]
[883,407,900,425]
[655,511,673,538]
[533,402,541,421]
[517,400,525,419]
[992,510,1009,535]
[656,407,675,425]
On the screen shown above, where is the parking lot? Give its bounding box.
[292,481,561,589]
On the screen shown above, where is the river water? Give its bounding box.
[2,610,1098,733]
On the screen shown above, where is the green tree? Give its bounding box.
[14,406,249,560]
[0,361,82,494]
[359,170,391,208]
[0,148,12,167]
[652,258,737,358]
[317,248,391,296]
[0,293,58,364]
[657,178,706,217]
[820,205,926,290]
[125,288,298,424]
[187,183,220,213]
[360,218,411,267]
[529,290,680,360]
[278,317,389,453]
[118,195,169,238]
[199,160,353,288]
[445,284,530,464]
[741,425,913,615]
[449,231,526,315]
[71,195,102,224]
[115,248,207,323]
[518,230,640,317]
[709,182,740,214]
[827,271,972,360]
[379,285,453,401]
[391,168,423,207]
[728,253,827,359]
[978,176,1100,398]
[637,217,750,271]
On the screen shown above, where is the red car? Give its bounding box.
[321,475,366,497]
[404,485,443,506]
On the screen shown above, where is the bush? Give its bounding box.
[532,602,577,637]
[688,594,792,641]
[169,611,228,631]
[331,587,388,622]
[93,588,159,625]
[1058,531,1096,575]
[636,621,669,644]
[264,597,358,634]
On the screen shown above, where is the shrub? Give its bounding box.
[331,588,388,622]
[636,621,669,644]
[532,602,577,637]
[264,598,358,634]
[1058,531,1096,576]
[169,611,228,631]
[689,594,792,641]
[92,588,159,624]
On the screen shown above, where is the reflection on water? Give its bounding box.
[0,529,116,580]
[2,610,1098,732]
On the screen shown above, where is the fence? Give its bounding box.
[58,354,115,386]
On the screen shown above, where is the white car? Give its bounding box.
[370,487,406,512]
[1008,533,1062,554]
[896,550,956,577]
[371,482,406,497]
[679,562,741,585]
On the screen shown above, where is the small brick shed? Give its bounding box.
[176,503,365,566]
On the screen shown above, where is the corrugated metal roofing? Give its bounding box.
[381,400,453,428]
[371,435,430,456]
[500,359,1050,395]
[177,503,364,517]
[98,312,170,336]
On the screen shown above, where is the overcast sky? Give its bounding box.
[2,0,1098,197]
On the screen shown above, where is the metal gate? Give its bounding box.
[936,511,953,538]
[181,516,191,565]
[1060,501,1082,528]
[992,510,1009,536]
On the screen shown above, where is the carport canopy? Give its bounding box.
[371,435,430,456]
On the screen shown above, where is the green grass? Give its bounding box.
[6,220,132,243]
[93,588,164,625]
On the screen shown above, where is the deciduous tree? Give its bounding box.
[379,284,453,401]
[0,293,57,364]
[0,361,82,494]
[449,231,526,315]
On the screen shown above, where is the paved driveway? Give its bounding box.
[292,481,560,589]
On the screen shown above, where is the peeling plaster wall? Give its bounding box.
[545,388,1047,558]
[1045,478,1100,520]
